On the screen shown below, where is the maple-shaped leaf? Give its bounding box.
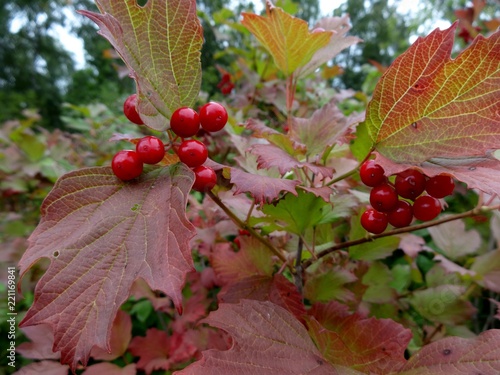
[361,24,500,194]
[80,0,203,131]
[18,165,195,371]
[177,300,363,375]
[218,274,306,321]
[296,15,361,78]
[241,1,331,76]
[395,329,500,374]
[307,301,412,374]
[290,98,354,159]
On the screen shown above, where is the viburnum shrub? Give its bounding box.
[14,0,500,374]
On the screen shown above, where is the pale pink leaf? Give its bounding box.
[82,363,136,375]
[17,324,59,360]
[427,219,481,260]
[296,15,362,77]
[13,361,69,375]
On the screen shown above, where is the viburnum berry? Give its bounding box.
[136,136,165,164]
[123,94,144,125]
[199,102,228,132]
[361,208,388,234]
[425,174,455,198]
[387,200,413,228]
[360,160,386,187]
[170,107,200,138]
[394,169,426,200]
[192,165,217,192]
[177,140,208,168]
[369,183,398,212]
[112,150,143,181]
[413,195,441,221]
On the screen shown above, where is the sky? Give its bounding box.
[11,0,451,71]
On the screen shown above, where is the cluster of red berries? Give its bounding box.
[111,93,228,192]
[359,160,455,234]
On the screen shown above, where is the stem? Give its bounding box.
[207,191,289,265]
[294,237,304,295]
[302,204,500,269]
[325,166,359,186]
[423,323,443,345]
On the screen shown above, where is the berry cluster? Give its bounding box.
[359,160,455,234]
[113,94,228,193]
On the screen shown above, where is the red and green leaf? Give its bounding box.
[359,24,500,195]
[177,300,362,374]
[307,301,412,374]
[241,1,331,76]
[395,330,500,374]
[18,165,195,371]
[80,0,203,131]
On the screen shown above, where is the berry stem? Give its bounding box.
[294,237,304,295]
[207,191,290,267]
[302,203,500,269]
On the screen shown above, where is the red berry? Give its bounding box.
[238,229,251,236]
[136,136,165,164]
[361,208,388,234]
[192,166,217,192]
[112,150,143,181]
[394,169,426,200]
[413,195,441,221]
[387,200,413,228]
[360,160,386,187]
[170,107,200,138]
[425,174,455,198]
[123,94,144,125]
[177,140,208,168]
[370,183,398,212]
[199,102,228,132]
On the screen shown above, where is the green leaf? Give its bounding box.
[80,0,203,131]
[262,190,329,235]
[349,215,400,260]
[304,269,357,303]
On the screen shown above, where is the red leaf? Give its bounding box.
[397,330,500,374]
[307,301,412,374]
[80,0,203,131]
[18,166,195,371]
[129,328,197,374]
[177,300,358,374]
[230,167,299,205]
[218,274,306,321]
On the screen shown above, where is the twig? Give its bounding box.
[207,190,289,266]
[294,237,304,295]
[302,204,500,269]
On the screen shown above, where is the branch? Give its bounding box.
[207,190,289,266]
[294,237,304,295]
[302,204,500,269]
